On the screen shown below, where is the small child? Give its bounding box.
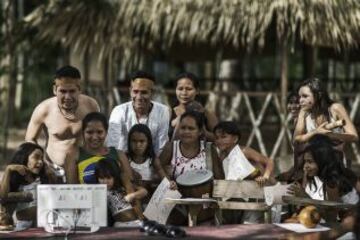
[213,121,274,185]
[0,142,48,230]
[213,121,275,224]
[125,124,168,200]
[127,124,158,182]
[287,136,359,223]
[95,159,147,227]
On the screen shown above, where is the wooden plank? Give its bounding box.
[0,192,33,204]
[282,196,356,209]
[164,198,217,205]
[217,201,269,211]
[213,180,264,199]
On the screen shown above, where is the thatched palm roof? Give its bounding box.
[25,0,360,62]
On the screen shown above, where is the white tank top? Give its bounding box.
[130,157,155,181]
[16,178,41,212]
[171,140,207,179]
[305,112,343,134]
[306,176,359,205]
[305,176,324,200]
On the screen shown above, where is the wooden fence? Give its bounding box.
[88,85,360,163]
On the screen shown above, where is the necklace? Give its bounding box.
[58,104,78,121]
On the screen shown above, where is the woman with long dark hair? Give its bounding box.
[294,78,358,166]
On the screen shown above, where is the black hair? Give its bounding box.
[180,110,204,130]
[302,135,356,196]
[127,124,155,162]
[185,101,204,113]
[297,78,334,120]
[287,91,299,104]
[175,72,200,89]
[213,121,241,142]
[94,159,123,190]
[54,65,81,80]
[82,112,108,131]
[10,142,47,190]
[129,70,155,83]
[11,142,44,166]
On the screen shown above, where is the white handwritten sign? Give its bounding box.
[223,145,256,180]
[143,178,181,224]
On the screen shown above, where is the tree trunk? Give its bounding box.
[2,0,17,159]
[83,48,90,94]
[103,56,111,115]
[15,0,24,110]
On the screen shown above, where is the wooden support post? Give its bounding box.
[279,34,289,157]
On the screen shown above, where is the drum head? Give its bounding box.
[176,169,213,187]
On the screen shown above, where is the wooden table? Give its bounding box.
[282,196,356,209]
[0,224,333,239]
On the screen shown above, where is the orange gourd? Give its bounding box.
[298,205,321,228]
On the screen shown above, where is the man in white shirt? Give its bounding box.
[106,71,170,155]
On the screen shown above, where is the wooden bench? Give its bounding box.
[213,180,271,225]
[165,180,271,226]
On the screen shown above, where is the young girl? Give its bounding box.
[95,159,147,227]
[213,121,274,186]
[124,124,167,198]
[287,91,300,127]
[0,142,48,230]
[288,135,359,222]
[276,92,302,182]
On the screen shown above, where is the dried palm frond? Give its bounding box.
[25,0,360,63]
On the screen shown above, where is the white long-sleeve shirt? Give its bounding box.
[106,101,170,155]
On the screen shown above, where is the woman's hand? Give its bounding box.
[6,165,29,176]
[169,180,178,190]
[287,182,307,197]
[315,122,331,135]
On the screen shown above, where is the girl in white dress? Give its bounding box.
[124,124,167,201]
[0,142,48,230]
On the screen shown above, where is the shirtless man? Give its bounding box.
[25,66,100,183]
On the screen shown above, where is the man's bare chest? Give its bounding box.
[44,115,82,140]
